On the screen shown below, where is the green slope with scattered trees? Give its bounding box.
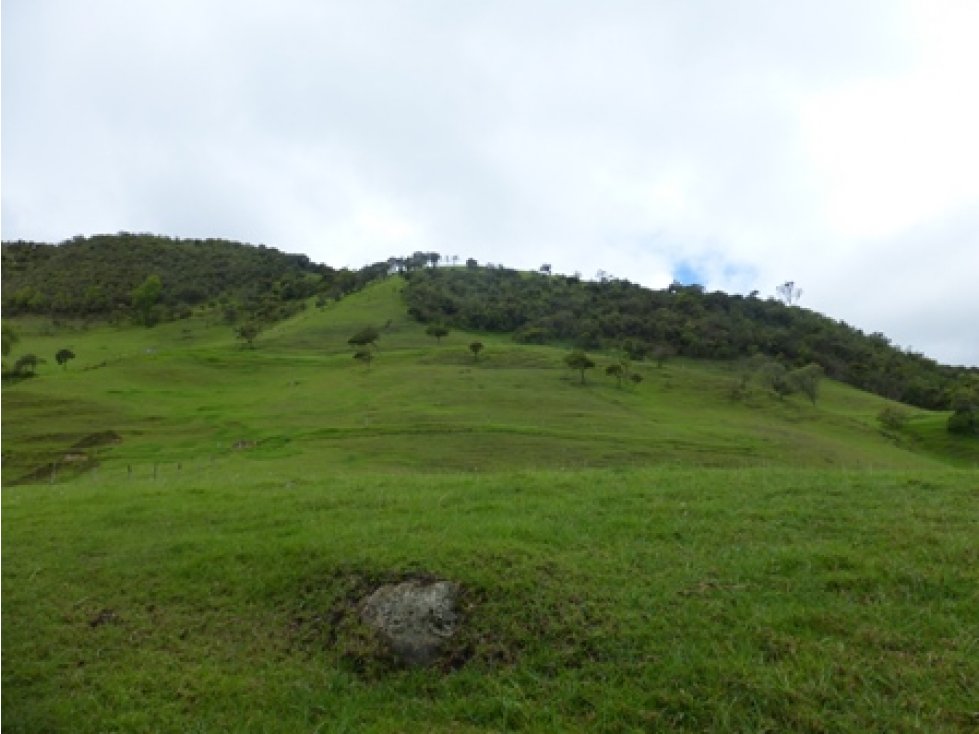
[3,235,977,426]
[2,276,975,484]
[403,265,978,412]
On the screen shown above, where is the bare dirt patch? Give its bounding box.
[71,430,123,449]
[14,456,97,485]
[9,431,121,485]
[88,608,120,628]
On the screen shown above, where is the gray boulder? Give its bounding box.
[359,579,459,666]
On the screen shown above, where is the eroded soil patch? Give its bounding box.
[72,430,123,449]
[10,430,121,484]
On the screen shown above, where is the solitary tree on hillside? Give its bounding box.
[131,274,163,326]
[235,322,261,349]
[469,341,484,362]
[606,362,625,387]
[621,339,648,361]
[426,324,450,344]
[776,281,802,306]
[772,372,795,399]
[749,354,792,399]
[348,326,380,349]
[790,363,824,405]
[878,406,909,432]
[565,350,596,385]
[651,344,675,368]
[55,348,76,369]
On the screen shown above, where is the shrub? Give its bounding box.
[14,353,40,376]
[947,408,977,436]
[878,406,909,432]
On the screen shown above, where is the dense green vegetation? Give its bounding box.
[404,266,977,411]
[2,248,977,731]
[1,233,390,326]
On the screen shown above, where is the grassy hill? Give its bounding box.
[3,277,977,732]
[2,277,974,480]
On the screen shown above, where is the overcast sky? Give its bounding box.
[3,1,978,365]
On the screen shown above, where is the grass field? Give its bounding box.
[3,279,978,732]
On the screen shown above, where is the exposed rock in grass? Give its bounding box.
[287,569,482,675]
[232,439,255,450]
[359,579,459,667]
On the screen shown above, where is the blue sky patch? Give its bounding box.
[672,261,705,286]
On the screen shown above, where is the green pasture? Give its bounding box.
[3,278,977,731]
[2,279,971,479]
[3,466,977,732]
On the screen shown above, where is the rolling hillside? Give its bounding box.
[3,277,978,732]
[2,277,974,485]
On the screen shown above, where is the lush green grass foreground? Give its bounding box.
[3,464,977,732]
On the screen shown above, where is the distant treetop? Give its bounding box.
[1,233,390,326]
